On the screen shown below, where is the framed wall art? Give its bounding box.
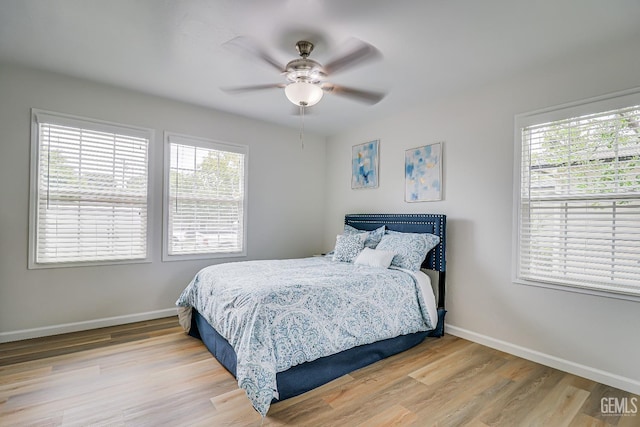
[351,139,379,189]
[405,142,443,202]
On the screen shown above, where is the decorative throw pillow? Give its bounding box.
[354,247,396,269]
[343,224,386,249]
[332,233,367,263]
[376,231,440,271]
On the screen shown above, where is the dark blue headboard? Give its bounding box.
[344,213,447,308]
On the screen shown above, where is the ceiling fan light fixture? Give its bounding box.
[285,81,323,107]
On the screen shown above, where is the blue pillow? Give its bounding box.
[332,233,367,263]
[376,231,440,271]
[343,224,386,249]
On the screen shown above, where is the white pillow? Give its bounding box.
[354,247,396,269]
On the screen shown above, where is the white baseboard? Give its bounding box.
[445,323,640,396]
[0,308,178,343]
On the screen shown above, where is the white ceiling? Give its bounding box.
[1,1,639,136]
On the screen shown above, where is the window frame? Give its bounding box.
[512,88,640,302]
[28,109,154,269]
[162,131,248,262]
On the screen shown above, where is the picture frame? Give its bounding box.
[351,139,379,189]
[405,142,443,202]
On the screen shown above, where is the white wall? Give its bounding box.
[0,63,326,339]
[323,36,640,393]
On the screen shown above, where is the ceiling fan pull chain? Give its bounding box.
[299,103,305,149]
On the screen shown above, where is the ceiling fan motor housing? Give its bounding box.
[285,59,326,83]
[284,41,327,84]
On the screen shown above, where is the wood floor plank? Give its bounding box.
[422,359,513,426]
[1,316,638,426]
[267,373,355,419]
[519,381,590,427]
[468,364,567,426]
[581,383,635,425]
[356,404,417,427]
[409,343,497,385]
[618,412,640,427]
[568,413,614,427]
[305,376,429,427]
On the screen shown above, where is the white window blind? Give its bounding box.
[165,134,247,259]
[516,97,640,297]
[30,110,151,266]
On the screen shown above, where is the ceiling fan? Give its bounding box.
[222,37,386,108]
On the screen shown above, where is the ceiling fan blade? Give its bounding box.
[223,36,285,73]
[221,83,285,94]
[322,83,385,105]
[324,38,381,75]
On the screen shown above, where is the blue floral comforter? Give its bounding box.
[176,256,435,416]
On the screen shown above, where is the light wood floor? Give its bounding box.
[1,317,638,426]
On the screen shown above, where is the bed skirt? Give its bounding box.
[188,307,446,402]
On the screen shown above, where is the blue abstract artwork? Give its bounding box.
[405,142,442,202]
[352,140,379,189]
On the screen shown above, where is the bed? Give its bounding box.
[176,213,447,416]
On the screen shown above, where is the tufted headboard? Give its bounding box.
[344,213,447,308]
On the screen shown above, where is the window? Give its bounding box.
[514,90,640,299]
[29,110,152,268]
[163,133,247,260]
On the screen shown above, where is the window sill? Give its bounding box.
[28,258,152,270]
[514,278,640,303]
[162,251,247,262]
